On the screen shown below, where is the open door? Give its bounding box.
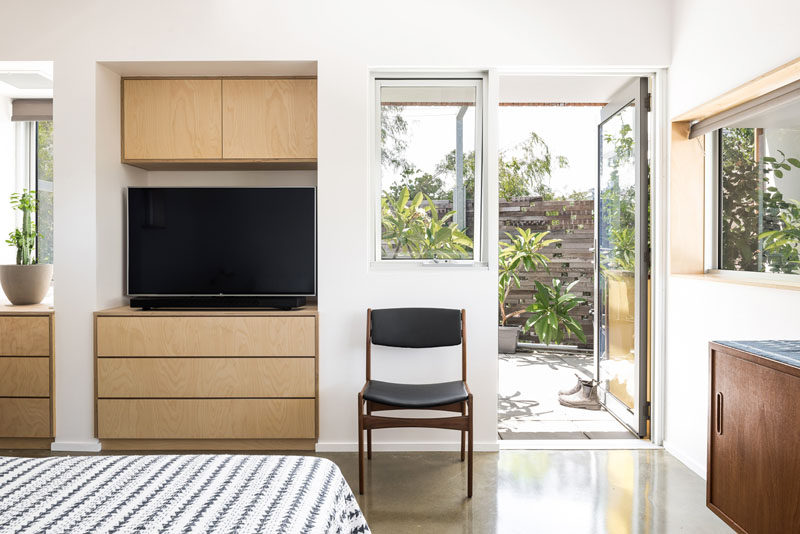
[595,77,649,437]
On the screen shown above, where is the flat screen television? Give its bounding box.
[127,187,316,308]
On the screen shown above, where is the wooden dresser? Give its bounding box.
[708,341,800,534]
[0,304,55,449]
[94,306,318,451]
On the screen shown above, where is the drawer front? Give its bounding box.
[96,316,316,357]
[0,316,50,356]
[0,398,51,437]
[97,398,316,439]
[0,357,50,396]
[97,357,315,398]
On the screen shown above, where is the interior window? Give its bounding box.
[718,126,800,275]
[375,79,483,262]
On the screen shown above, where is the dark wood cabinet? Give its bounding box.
[708,342,800,534]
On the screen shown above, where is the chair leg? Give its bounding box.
[467,394,473,498]
[358,393,364,495]
[367,405,372,460]
[460,401,466,462]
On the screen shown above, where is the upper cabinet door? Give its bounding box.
[222,79,317,160]
[123,79,222,160]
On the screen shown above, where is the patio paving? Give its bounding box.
[498,349,636,440]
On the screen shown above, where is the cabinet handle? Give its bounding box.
[716,392,723,435]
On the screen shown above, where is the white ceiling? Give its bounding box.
[499,74,636,104]
[98,60,317,77]
[0,61,53,99]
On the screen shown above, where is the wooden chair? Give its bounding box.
[357,307,473,497]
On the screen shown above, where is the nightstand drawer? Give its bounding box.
[0,357,49,396]
[97,357,315,398]
[0,316,50,356]
[0,398,51,437]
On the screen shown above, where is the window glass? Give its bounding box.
[377,81,481,261]
[719,127,800,274]
[36,121,54,264]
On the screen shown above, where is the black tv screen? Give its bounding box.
[127,187,316,296]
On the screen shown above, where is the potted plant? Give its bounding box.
[522,278,587,345]
[0,190,52,305]
[498,228,559,353]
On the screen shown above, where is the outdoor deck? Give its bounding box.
[498,348,636,440]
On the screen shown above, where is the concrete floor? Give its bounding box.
[499,350,635,440]
[2,449,732,533]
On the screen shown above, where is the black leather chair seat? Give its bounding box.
[364,380,468,408]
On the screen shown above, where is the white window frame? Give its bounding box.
[705,128,800,283]
[370,73,487,267]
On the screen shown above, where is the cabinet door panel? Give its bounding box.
[123,79,222,159]
[222,79,317,159]
[710,349,800,533]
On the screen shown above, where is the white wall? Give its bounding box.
[666,0,800,476]
[0,96,14,267]
[0,0,672,451]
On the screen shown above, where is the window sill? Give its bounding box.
[370,260,490,272]
[671,271,800,292]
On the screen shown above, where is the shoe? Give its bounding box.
[559,381,601,410]
[558,374,591,396]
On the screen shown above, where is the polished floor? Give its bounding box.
[2,449,732,533]
[499,350,634,440]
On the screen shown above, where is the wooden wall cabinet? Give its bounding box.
[0,306,55,449]
[94,306,319,451]
[121,77,317,170]
[708,342,800,534]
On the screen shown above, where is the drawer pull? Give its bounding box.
[716,392,723,435]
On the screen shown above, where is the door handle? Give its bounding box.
[716,392,723,435]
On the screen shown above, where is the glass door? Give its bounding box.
[595,77,649,437]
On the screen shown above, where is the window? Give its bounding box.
[374,77,484,262]
[34,121,54,264]
[717,126,800,275]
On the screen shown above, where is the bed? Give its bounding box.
[0,454,370,534]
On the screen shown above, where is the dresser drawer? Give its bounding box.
[97,357,315,398]
[0,398,51,437]
[96,316,316,357]
[0,316,50,356]
[0,357,50,396]
[97,398,316,439]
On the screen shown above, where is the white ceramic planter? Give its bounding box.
[498,325,520,354]
[0,264,53,305]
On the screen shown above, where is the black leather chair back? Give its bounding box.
[370,308,462,348]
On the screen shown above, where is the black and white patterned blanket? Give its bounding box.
[0,454,370,534]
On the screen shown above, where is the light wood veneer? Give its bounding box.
[123,78,222,160]
[94,306,319,451]
[0,309,54,448]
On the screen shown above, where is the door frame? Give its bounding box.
[595,77,650,437]
[493,67,668,447]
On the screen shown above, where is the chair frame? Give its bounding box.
[357,308,473,497]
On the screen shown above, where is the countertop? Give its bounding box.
[713,340,800,370]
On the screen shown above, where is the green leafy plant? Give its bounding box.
[381,187,473,259]
[603,226,635,272]
[5,190,39,266]
[498,228,559,326]
[522,279,587,345]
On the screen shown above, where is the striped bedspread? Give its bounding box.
[0,454,370,534]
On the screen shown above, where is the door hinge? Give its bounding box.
[645,401,651,420]
[646,93,652,112]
